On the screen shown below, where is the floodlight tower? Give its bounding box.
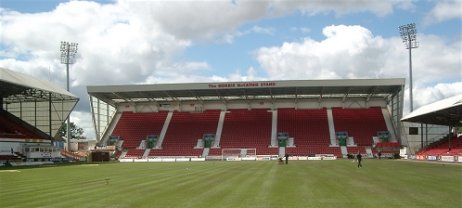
[60,41,78,150]
[399,23,418,112]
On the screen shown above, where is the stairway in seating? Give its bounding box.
[202,148,210,158]
[340,146,348,157]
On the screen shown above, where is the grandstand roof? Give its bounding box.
[1,67,79,138]
[87,78,405,106]
[0,67,77,102]
[401,94,462,127]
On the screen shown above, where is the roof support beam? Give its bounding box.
[294,88,299,109]
[343,88,352,102]
[112,92,129,102]
[318,87,324,103]
[366,87,377,102]
[113,92,137,111]
[240,89,252,110]
[269,88,275,110]
[215,90,227,107]
[162,91,176,102]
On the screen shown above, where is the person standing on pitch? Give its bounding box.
[356,152,362,168]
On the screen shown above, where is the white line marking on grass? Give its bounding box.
[79,164,100,167]
[0,170,20,173]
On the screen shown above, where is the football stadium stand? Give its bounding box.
[402,94,462,161]
[88,79,408,160]
[1,67,78,164]
[417,135,462,156]
[0,112,35,139]
[111,106,395,158]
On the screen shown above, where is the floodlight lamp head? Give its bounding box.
[60,41,67,52]
[399,23,418,49]
[69,42,78,52]
[60,41,78,64]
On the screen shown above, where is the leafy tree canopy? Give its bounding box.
[56,122,85,140]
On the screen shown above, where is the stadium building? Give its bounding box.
[401,94,462,162]
[87,78,406,161]
[0,67,78,164]
[1,65,460,164]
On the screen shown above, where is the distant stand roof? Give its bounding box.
[87,78,405,106]
[401,94,462,127]
[0,67,77,102]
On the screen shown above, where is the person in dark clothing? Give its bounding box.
[356,153,362,168]
[284,153,289,164]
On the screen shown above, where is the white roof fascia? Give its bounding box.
[87,78,405,93]
[401,94,462,121]
[0,67,77,98]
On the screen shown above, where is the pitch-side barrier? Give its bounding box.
[118,155,337,163]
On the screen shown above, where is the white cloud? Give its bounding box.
[412,82,462,109]
[423,0,462,25]
[117,0,270,41]
[225,25,276,43]
[269,0,414,17]
[291,27,311,34]
[250,26,275,36]
[257,25,388,79]
[106,0,414,42]
[227,66,262,82]
[256,24,462,113]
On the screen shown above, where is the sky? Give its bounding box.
[0,0,461,139]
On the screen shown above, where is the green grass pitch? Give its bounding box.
[1,160,461,208]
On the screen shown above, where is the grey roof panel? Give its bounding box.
[87,79,405,104]
[401,94,462,126]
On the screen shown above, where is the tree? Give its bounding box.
[456,127,462,134]
[56,122,85,140]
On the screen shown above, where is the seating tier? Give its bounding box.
[114,107,391,158]
[113,112,167,149]
[332,107,387,146]
[149,110,220,157]
[219,109,273,154]
[278,108,335,156]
